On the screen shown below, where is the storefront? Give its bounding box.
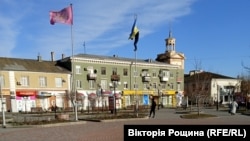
[14,90,37,112]
[161,90,177,107]
[36,91,52,111]
[122,90,154,108]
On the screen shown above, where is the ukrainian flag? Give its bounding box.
[129,18,139,51]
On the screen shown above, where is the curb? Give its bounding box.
[78,117,149,123]
[4,121,87,128]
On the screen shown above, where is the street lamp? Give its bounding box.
[217,85,220,111]
[110,81,120,115]
[157,84,163,109]
[0,77,6,128]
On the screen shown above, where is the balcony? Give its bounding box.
[142,76,151,82]
[111,74,120,81]
[160,76,169,82]
[87,73,97,80]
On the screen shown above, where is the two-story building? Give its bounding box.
[0,55,71,112]
[184,70,241,106]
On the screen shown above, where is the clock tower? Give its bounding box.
[156,30,185,69]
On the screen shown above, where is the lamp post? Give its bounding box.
[0,77,6,128]
[217,85,219,111]
[113,82,116,115]
[157,89,160,110]
[157,84,163,109]
[110,81,120,115]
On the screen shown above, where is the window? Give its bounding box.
[143,84,147,90]
[76,80,82,88]
[133,70,138,77]
[170,83,174,89]
[177,82,181,91]
[21,76,29,86]
[152,83,157,89]
[161,84,166,89]
[192,83,196,91]
[101,67,106,75]
[75,65,81,74]
[100,80,107,89]
[152,70,157,77]
[0,75,5,87]
[141,69,149,76]
[133,82,138,89]
[123,68,128,76]
[86,66,94,74]
[112,67,117,75]
[162,70,169,77]
[170,72,174,78]
[123,82,128,89]
[55,78,63,87]
[39,76,47,87]
[89,80,95,89]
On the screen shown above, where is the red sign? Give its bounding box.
[16,91,37,96]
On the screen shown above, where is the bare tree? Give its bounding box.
[184,59,212,115]
[241,61,250,110]
[239,74,250,110]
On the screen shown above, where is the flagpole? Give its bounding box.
[69,3,78,121]
[134,49,138,117]
[133,14,138,117]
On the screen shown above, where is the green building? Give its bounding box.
[57,30,185,110]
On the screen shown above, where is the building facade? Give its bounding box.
[57,30,185,110]
[184,70,241,106]
[58,53,184,110]
[0,56,71,112]
[0,30,185,112]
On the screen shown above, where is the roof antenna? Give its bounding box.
[83,41,86,54]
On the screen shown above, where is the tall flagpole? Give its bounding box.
[134,47,138,117]
[129,14,139,117]
[70,3,78,121]
[134,14,138,117]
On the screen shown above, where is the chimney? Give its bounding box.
[62,54,65,59]
[37,55,42,62]
[51,52,54,62]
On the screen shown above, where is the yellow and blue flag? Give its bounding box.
[129,17,139,51]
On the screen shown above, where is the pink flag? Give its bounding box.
[49,4,73,25]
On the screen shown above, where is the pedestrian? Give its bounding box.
[149,97,157,118]
[230,100,238,115]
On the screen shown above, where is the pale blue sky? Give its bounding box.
[0,0,249,78]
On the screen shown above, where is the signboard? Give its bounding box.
[16,91,36,96]
[108,96,114,110]
[143,94,149,105]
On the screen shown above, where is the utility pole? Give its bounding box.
[0,77,6,128]
[217,85,219,111]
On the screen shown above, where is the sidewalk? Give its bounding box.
[0,108,250,141]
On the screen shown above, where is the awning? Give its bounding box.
[76,91,88,97]
[88,93,97,100]
[162,90,177,95]
[37,91,52,98]
[102,90,112,97]
[76,91,88,100]
[114,93,121,99]
[16,90,37,97]
[123,90,154,95]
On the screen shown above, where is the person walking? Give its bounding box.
[230,100,238,115]
[149,97,157,118]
